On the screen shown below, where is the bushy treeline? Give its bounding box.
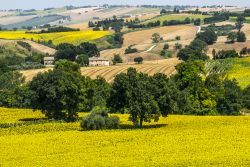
[88,16,124,33]
[128,17,199,29]
[54,42,99,66]
[202,24,236,36]
[204,12,230,24]
[0,60,249,127]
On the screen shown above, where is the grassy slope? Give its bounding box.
[0,108,249,166]
[0,30,111,45]
[142,14,210,24]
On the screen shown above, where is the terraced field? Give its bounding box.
[0,108,249,166]
[0,30,111,45]
[21,58,181,82]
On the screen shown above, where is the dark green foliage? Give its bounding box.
[134,57,143,64]
[235,15,245,32]
[108,68,160,127]
[204,13,230,24]
[89,76,111,109]
[243,86,250,109]
[196,29,218,45]
[76,54,89,66]
[216,79,243,115]
[163,43,169,50]
[227,32,237,43]
[214,50,239,59]
[174,43,182,50]
[29,60,90,121]
[202,24,236,36]
[17,41,32,51]
[125,45,138,54]
[112,54,123,64]
[163,17,191,26]
[177,39,208,61]
[174,61,217,115]
[193,18,201,26]
[77,42,100,57]
[237,32,246,42]
[55,47,77,61]
[240,47,249,55]
[80,107,120,130]
[55,42,99,62]
[152,33,162,43]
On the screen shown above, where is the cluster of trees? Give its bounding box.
[17,41,32,51]
[240,47,250,56]
[213,50,239,59]
[204,12,230,24]
[202,24,236,36]
[0,60,249,128]
[162,17,192,26]
[88,16,124,33]
[54,42,99,66]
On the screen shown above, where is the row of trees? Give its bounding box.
[1,60,249,127]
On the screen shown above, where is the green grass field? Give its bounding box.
[0,108,249,166]
[0,30,112,45]
[142,14,211,24]
[206,57,250,89]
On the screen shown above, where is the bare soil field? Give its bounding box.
[21,58,181,82]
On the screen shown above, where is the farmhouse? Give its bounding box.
[44,57,54,66]
[89,57,110,66]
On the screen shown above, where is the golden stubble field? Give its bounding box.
[0,107,249,166]
[21,58,181,82]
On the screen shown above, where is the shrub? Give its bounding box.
[196,29,218,45]
[176,36,181,40]
[80,107,120,130]
[125,45,138,54]
[134,57,143,64]
[237,32,246,42]
[214,50,239,59]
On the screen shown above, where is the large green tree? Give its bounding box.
[29,60,91,121]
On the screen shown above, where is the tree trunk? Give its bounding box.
[139,117,143,128]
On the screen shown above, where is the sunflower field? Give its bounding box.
[0,30,111,45]
[0,108,249,166]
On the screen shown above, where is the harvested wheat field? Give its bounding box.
[21,58,181,82]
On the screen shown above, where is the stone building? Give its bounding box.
[89,57,110,66]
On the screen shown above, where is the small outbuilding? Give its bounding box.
[89,57,110,66]
[44,57,54,66]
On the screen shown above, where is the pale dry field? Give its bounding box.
[101,25,198,61]
[61,7,138,24]
[22,40,57,55]
[21,58,181,82]
[207,23,250,58]
[0,15,35,25]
